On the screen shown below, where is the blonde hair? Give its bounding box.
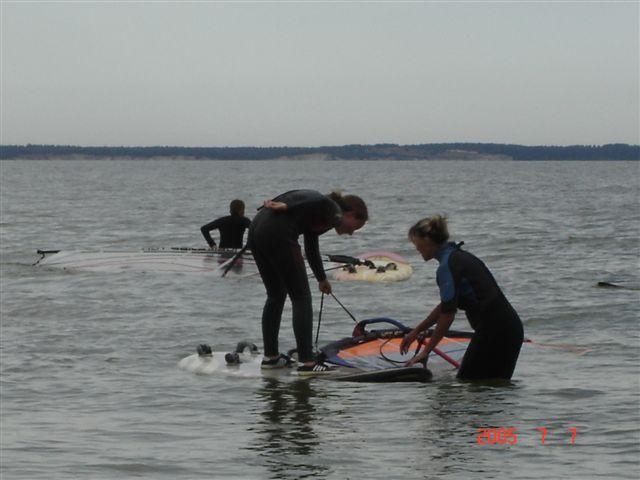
[408,215,449,244]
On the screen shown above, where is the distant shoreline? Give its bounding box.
[1,143,638,161]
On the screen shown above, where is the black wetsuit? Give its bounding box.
[435,242,524,380]
[201,215,251,249]
[248,190,342,363]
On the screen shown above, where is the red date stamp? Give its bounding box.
[476,427,578,446]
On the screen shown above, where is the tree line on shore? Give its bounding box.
[1,142,638,160]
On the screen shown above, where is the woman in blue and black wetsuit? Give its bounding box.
[249,190,368,375]
[401,215,523,380]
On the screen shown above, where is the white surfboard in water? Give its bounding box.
[35,248,414,281]
[34,247,256,276]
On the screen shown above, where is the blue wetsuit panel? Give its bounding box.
[435,243,500,318]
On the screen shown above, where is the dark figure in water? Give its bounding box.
[401,215,524,380]
[249,190,368,375]
[201,199,251,249]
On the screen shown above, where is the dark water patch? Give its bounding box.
[85,461,197,476]
[596,281,640,290]
[544,387,606,399]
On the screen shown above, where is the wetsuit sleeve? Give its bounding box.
[303,232,326,282]
[276,190,341,232]
[437,260,459,313]
[200,218,222,248]
[274,190,325,209]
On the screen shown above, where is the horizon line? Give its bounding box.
[2,141,638,149]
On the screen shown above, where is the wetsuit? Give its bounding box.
[435,242,524,380]
[201,215,251,249]
[248,190,342,363]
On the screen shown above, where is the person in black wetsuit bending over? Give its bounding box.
[249,190,368,375]
[401,215,524,380]
[201,199,251,249]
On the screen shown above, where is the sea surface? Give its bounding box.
[1,159,639,479]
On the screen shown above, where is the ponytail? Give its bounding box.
[328,191,369,221]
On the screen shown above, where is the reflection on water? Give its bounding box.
[410,382,522,465]
[246,378,329,479]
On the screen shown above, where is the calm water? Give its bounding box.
[1,159,639,479]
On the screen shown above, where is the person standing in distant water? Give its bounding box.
[200,199,251,248]
[201,199,251,249]
[249,190,368,375]
[401,215,524,380]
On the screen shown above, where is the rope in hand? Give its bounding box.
[378,334,426,366]
[314,293,325,351]
[378,332,461,369]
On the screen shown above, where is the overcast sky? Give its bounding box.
[1,1,638,147]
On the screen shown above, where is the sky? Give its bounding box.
[1,1,638,147]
